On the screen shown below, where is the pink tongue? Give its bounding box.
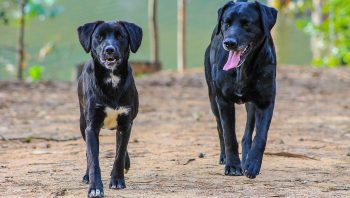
[223,51,241,71]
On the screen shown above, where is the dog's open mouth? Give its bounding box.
[223,44,251,71]
[101,58,122,68]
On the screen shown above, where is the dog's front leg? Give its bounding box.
[243,101,274,179]
[85,104,104,198]
[109,115,132,189]
[241,102,256,167]
[216,96,243,176]
[86,125,103,197]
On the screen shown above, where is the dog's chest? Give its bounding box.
[216,71,248,102]
[103,106,130,130]
[105,74,120,87]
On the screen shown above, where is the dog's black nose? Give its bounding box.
[224,38,238,49]
[105,46,115,55]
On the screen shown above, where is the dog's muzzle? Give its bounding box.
[100,46,122,69]
[222,40,252,71]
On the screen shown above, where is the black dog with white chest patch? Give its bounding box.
[77,20,142,197]
[204,1,277,179]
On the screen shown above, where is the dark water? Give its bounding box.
[0,0,311,81]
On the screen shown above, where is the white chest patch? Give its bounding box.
[103,106,130,130]
[105,74,120,87]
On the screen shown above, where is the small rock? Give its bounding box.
[55,188,67,196]
[198,153,205,158]
[347,148,350,157]
[133,138,139,143]
[105,151,114,158]
[24,137,32,143]
[183,158,195,165]
[32,150,51,155]
[192,112,200,121]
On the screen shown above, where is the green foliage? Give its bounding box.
[0,0,63,24]
[0,0,16,25]
[289,0,350,67]
[0,10,9,24]
[24,0,64,19]
[0,0,63,81]
[28,65,43,81]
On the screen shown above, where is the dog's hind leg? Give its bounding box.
[80,109,87,140]
[210,93,226,165]
[216,118,226,165]
[216,96,243,176]
[241,102,256,167]
[124,150,130,173]
[79,107,90,184]
[207,74,226,164]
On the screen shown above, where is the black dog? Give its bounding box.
[77,20,142,197]
[204,1,277,179]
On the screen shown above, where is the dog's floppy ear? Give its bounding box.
[216,1,235,35]
[120,21,143,53]
[255,1,278,35]
[77,21,103,53]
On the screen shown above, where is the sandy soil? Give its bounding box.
[0,67,349,198]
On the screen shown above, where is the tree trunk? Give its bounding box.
[17,0,26,81]
[311,0,324,60]
[148,0,160,65]
[177,0,186,74]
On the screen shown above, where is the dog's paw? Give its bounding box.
[224,164,243,176]
[88,187,104,198]
[219,153,226,165]
[243,157,262,179]
[82,174,89,184]
[88,179,104,198]
[109,178,126,189]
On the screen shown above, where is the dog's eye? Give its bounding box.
[96,35,103,42]
[240,19,251,28]
[223,22,230,29]
[115,32,124,39]
[114,32,123,38]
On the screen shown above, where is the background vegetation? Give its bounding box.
[287,0,350,67]
[0,0,349,81]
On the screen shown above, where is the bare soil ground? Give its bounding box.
[0,67,349,198]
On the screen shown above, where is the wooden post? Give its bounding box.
[177,0,186,74]
[148,0,160,64]
[17,0,27,81]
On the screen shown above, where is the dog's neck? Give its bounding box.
[92,57,128,85]
[88,58,132,108]
[241,36,271,74]
[93,58,129,89]
[230,36,271,92]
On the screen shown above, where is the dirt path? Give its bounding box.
[0,67,349,197]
